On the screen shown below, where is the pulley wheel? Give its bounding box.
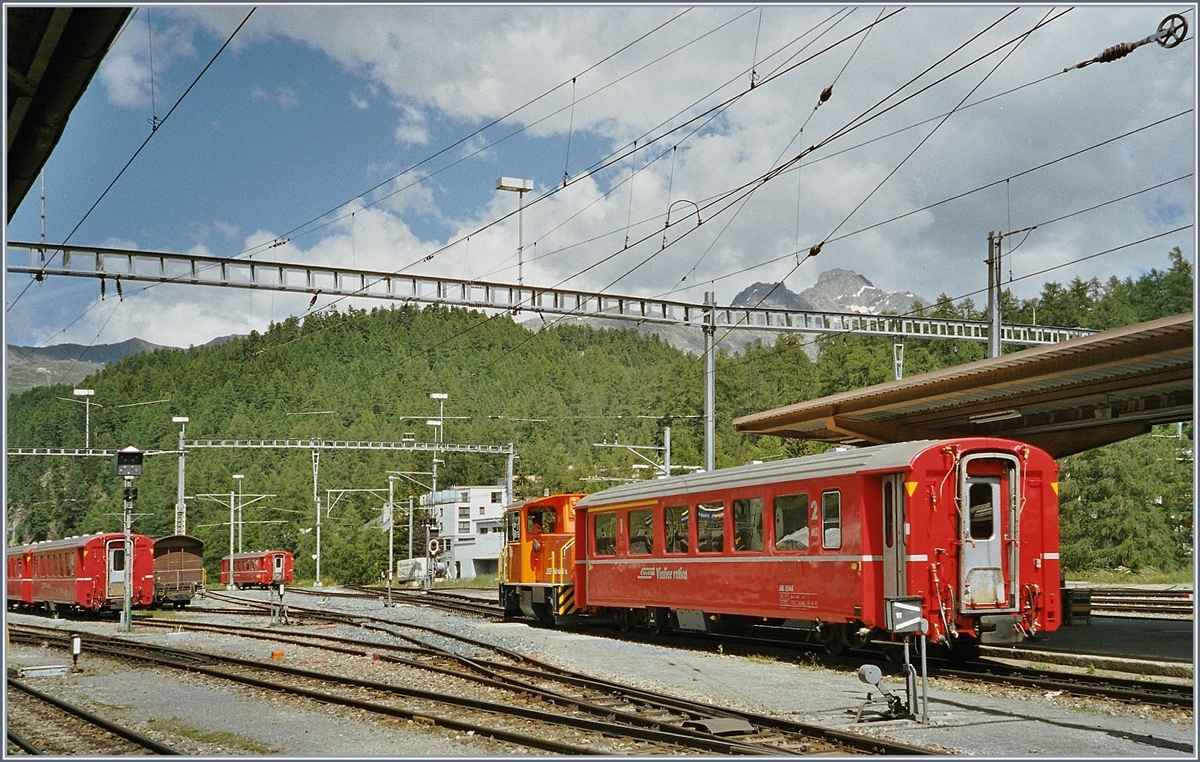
[1158,14,1187,48]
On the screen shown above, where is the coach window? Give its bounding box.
[822,491,842,549]
[732,497,764,552]
[664,505,689,554]
[696,501,725,553]
[773,493,809,551]
[628,508,654,555]
[594,512,617,556]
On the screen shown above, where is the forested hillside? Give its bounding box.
[5,249,1192,582]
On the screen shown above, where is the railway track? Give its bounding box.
[9,622,930,755]
[1082,589,1194,619]
[203,588,1193,710]
[6,676,183,755]
[940,660,1193,709]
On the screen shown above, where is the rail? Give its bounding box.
[1083,588,1194,619]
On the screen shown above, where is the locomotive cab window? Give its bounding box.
[528,508,557,536]
[822,491,842,550]
[732,497,763,551]
[696,501,725,553]
[967,482,996,540]
[628,508,654,555]
[504,511,521,542]
[111,548,126,572]
[664,505,689,554]
[593,512,616,556]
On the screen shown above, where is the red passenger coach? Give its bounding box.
[5,532,155,613]
[574,438,1061,655]
[221,550,294,589]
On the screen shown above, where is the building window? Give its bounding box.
[491,491,503,503]
[479,506,486,515]
[459,506,470,518]
[459,491,470,504]
[478,526,488,534]
[459,521,470,533]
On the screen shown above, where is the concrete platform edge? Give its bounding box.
[979,644,1193,679]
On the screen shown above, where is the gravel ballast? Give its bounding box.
[5,589,1194,757]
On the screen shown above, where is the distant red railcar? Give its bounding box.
[5,532,155,613]
[571,438,1061,655]
[220,550,294,589]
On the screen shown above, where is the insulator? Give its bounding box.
[115,277,123,300]
[1096,41,1136,63]
[809,241,824,257]
[100,277,106,300]
[819,85,833,103]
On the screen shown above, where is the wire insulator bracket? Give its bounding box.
[1066,14,1188,71]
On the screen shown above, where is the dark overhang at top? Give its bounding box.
[732,312,1194,459]
[7,6,131,221]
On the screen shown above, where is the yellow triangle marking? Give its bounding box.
[905,481,918,497]
[1050,482,1059,495]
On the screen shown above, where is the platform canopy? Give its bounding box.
[732,312,1193,458]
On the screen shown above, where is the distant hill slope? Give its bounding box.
[6,338,177,395]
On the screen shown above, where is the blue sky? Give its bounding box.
[4,4,1196,349]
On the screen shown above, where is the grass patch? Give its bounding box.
[147,718,276,754]
[1065,565,1194,585]
[433,574,497,590]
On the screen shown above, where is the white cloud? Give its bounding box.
[251,86,300,109]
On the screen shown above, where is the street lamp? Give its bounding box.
[229,474,243,589]
[496,177,533,287]
[172,416,188,535]
[73,389,95,449]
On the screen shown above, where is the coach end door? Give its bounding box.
[958,455,1019,612]
[106,539,127,600]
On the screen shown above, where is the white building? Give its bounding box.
[420,485,508,579]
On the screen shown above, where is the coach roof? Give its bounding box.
[577,440,944,508]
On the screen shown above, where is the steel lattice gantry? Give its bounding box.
[6,242,1092,345]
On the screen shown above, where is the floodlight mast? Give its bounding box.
[496,178,533,287]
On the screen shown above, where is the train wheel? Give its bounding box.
[614,608,632,633]
[820,623,848,656]
[646,607,671,637]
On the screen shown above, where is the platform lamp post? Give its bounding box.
[172,416,188,535]
[228,475,243,590]
[427,392,447,591]
[114,446,143,633]
[496,177,533,287]
[74,389,95,449]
